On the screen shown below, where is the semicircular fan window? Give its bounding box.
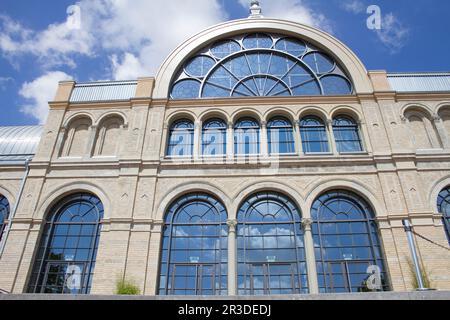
[170,33,353,99]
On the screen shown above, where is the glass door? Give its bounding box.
[169,264,216,295]
[250,263,298,295]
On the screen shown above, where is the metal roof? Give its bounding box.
[0,126,43,162]
[387,72,450,93]
[70,80,137,103]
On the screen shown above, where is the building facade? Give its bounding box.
[0,17,449,296]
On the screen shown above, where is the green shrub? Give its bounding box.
[406,258,433,290]
[115,278,141,295]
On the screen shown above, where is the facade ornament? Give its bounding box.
[227,219,238,232]
[301,218,314,230]
[432,114,442,122]
[249,0,263,19]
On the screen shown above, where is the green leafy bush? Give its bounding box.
[115,278,141,295]
[406,258,433,290]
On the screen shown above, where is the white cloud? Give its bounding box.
[341,0,365,14]
[19,71,73,124]
[238,0,332,33]
[376,13,409,53]
[0,77,13,90]
[0,0,228,78]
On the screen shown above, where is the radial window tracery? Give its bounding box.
[170,33,353,99]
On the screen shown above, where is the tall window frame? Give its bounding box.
[234,118,260,156]
[202,118,227,156]
[167,119,195,157]
[0,195,10,243]
[267,117,295,155]
[237,192,308,295]
[27,193,104,294]
[300,116,330,153]
[332,116,363,153]
[437,186,450,244]
[311,190,389,293]
[158,193,228,296]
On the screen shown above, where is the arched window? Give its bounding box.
[62,117,92,157]
[311,190,389,293]
[332,116,363,153]
[27,193,104,294]
[170,33,353,99]
[437,187,450,243]
[234,118,260,155]
[408,115,433,149]
[158,193,228,295]
[202,119,227,156]
[94,116,124,156]
[167,120,194,157]
[237,192,308,295]
[267,117,295,154]
[0,195,10,242]
[300,116,330,153]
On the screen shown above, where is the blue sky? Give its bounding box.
[0,0,449,126]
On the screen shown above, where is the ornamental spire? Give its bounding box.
[249,0,263,19]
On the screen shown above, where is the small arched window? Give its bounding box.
[62,117,92,157]
[94,116,124,156]
[234,118,260,155]
[311,190,389,293]
[332,116,363,153]
[300,116,330,153]
[202,119,227,156]
[408,115,433,149]
[237,192,308,295]
[437,186,450,243]
[28,193,104,294]
[167,120,194,157]
[0,195,10,242]
[158,193,228,296]
[267,117,295,154]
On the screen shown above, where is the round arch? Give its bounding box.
[154,19,373,99]
[63,112,94,128]
[199,108,231,123]
[401,103,434,120]
[155,182,232,221]
[231,107,263,124]
[330,105,363,122]
[298,106,329,122]
[95,111,128,127]
[428,175,450,215]
[231,180,306,219]
[305,178,387,218]
[35,181,111,221]
[263,107,296,123]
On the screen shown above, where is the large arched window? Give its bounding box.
[167,119,194,157]
[311,190,389,293]
[202,119,227,156]
[237,192,308,295]
[170,33,353,99]
[267,117,295,154]
[158,193,228,296]
[234,118,260,155]
[300,116,330,153]
[437,187,450,243]
[27,193,104,294]
[332,116,363,153]
[0,195,10,242]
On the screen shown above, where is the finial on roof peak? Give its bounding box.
[249,0,263,19]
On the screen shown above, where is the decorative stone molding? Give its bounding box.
[227,219,238,232]
[301,218,314,230]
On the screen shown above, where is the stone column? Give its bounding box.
[227,121,234,161]
[260,121,269,157]
[327,119,338,155]
[432,115,448,148]
[193,121,201,161]
[302,218,319,294]
[85,124,98,158]
[145,221,164,295]
[294,120,303,156]
[227,219,238,295]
